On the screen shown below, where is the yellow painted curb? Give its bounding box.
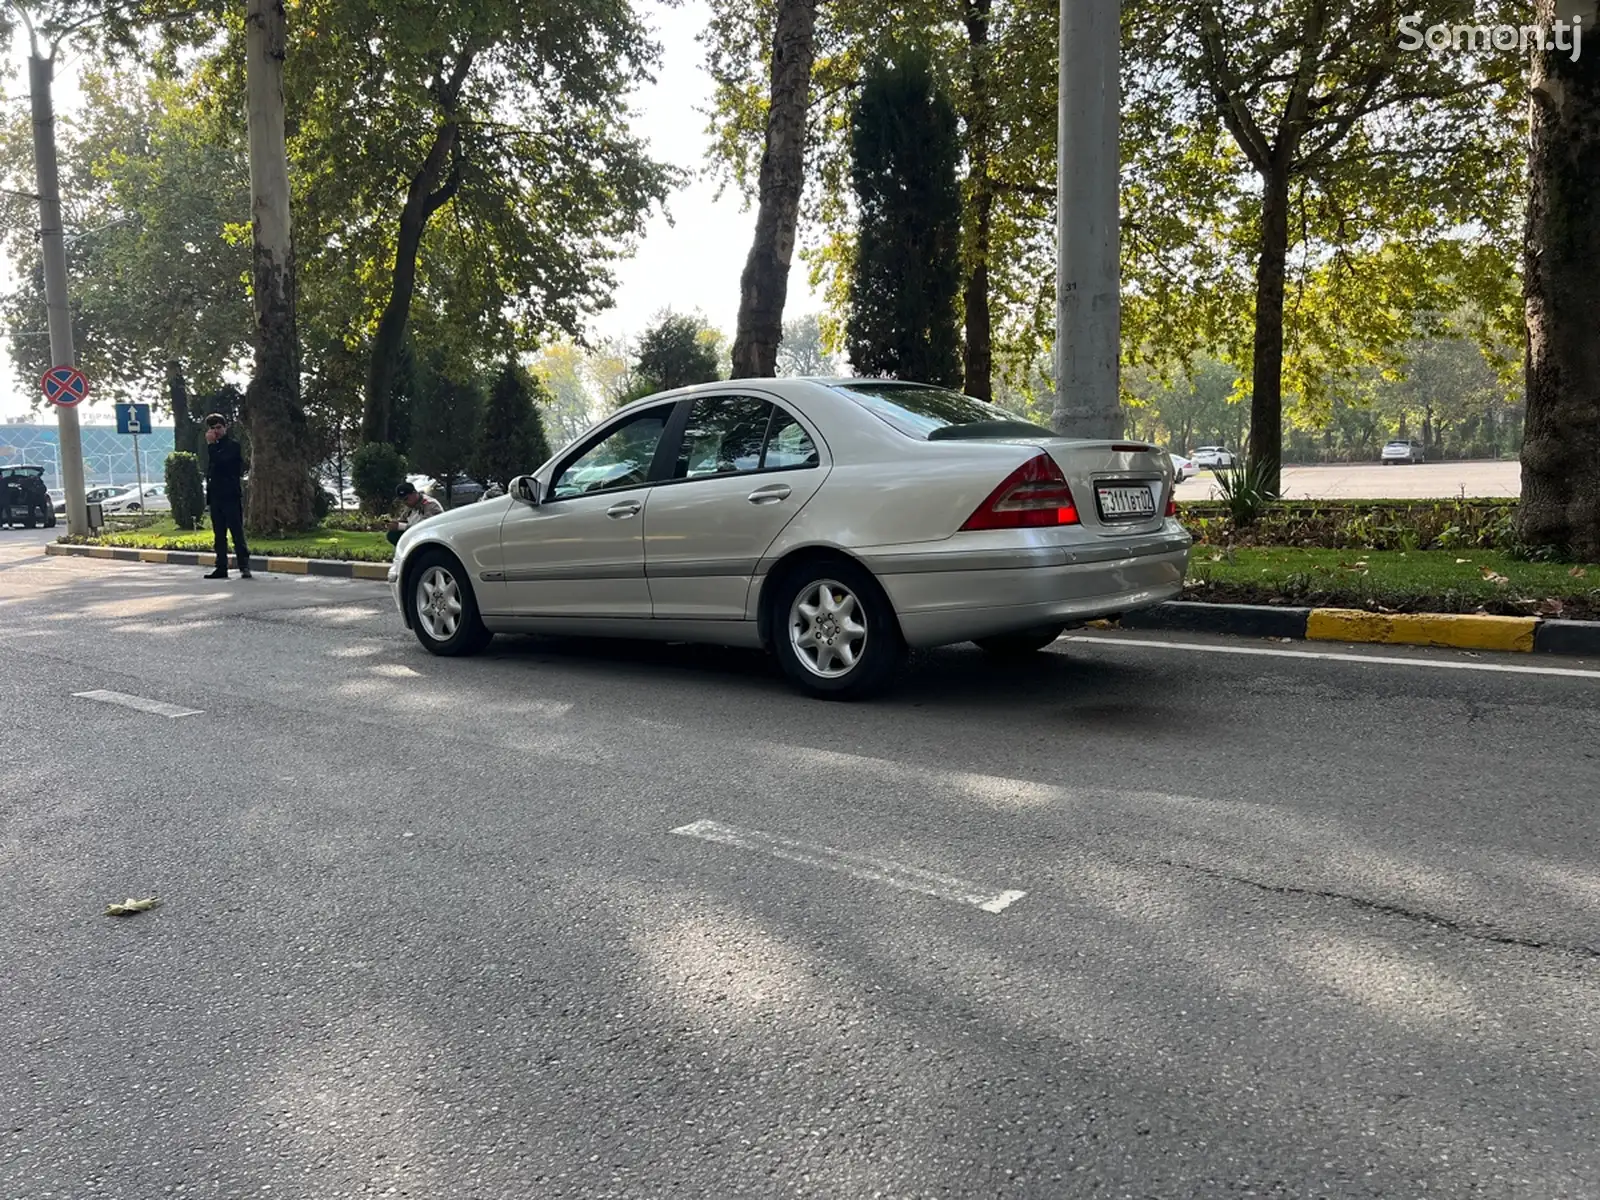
[1306,608,1537,653]
[351,562,390,581]
[88,545,113,559]
[139,549,169,563]
[44,542,68,556]
[269,557,309,574]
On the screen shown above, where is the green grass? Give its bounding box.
[1188,547,1600,619]
[64,517,394,562]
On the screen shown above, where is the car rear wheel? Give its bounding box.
[974,625,1066,657]
[408,549,493,656]
[770,558,903,700]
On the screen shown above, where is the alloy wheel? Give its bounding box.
[416,564,463,642]
[788,579,868,679]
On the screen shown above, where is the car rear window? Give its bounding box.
[831,382,1053,440]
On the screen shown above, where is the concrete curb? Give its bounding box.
[42,543,1600,659]
[44,540,390,581]
[1110,600,1597,658]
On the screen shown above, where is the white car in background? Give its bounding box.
[100,482,170,513]
[1190,446,1238,469]
[1169,453,1196,482]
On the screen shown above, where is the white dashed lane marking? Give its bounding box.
[72,689,203,719]
[671,818,1026,914]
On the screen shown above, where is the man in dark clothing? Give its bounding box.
[203,413,251,579]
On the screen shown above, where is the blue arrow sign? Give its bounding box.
[115,403,152,436]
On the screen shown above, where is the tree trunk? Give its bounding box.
[1247,167,1290,492]
[244,0,313,534]
[362,119,465,443]
[1518,0,1600,560]
[961,0,993,401]
[729,0,817,378]
[167,359,198,456]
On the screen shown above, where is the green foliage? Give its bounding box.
[409,355,485,504]
[351,442,408,513]
[163,452,206,531]
[311,485,333,524]
[634,312,722,393]
[476,362,554,487]
[845,46,962,386]
[1212,459,1282,527]
[0,70,251,405]
[1181,498,1518,552]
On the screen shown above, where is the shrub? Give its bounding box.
[312,485,333,524]
[164,452,206,530]
[352,442,408,513]
[1213,458,1281,527]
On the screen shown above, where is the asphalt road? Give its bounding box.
[1175,459,1519,500]
[2,533,1596,1198]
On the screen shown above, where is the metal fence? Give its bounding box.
[0,423,175,491]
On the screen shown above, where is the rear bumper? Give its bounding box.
[865,531,1191,648]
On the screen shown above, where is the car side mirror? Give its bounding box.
[511,475,540,505]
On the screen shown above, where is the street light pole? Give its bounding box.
[26,37,88,534]
[1052,0,1123,440]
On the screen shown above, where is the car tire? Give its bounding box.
[44,507,56,527]
[974,624,1066,657]
[407,548,494,656]
[769,556,904,700]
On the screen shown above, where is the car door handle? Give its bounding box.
[747,484,791,504]
[606,500,641,518]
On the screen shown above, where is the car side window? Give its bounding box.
[675,396,772,479]
[762,408,818,469]
[549,406,673,500]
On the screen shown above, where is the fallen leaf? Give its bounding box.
[1537,598,1566,616]
[106,896,161,917]
[1480,566,1509,586]
[1571,566,1588,578]
[1456,558,1471,564]
[1210,552,1223,562]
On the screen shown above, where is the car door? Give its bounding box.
[497,402,678,618]
[643,393,828,620]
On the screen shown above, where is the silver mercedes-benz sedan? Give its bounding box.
[388,377,1191,698]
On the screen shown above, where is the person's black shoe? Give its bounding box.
[204,569,228,579]
[239,569,253,578]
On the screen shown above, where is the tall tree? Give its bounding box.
[776,312,832,375]
[244,0,315,533]
[1135,0,1526,491]
[0,70,252,404]
[409,354,484,506]
[634,311,722,392]
[475,361,553,487]
[298,0,679,444]
[730,0,818,378]
[532,341,600,446]
[845,47,962,386]
[1518,0,1600,558]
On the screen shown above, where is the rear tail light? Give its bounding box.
[960,451,1079,530]
[1166,495,1177,516]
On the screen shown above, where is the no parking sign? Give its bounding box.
[41,365,89,406]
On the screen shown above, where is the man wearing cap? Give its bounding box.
[203,413,251,579]
[387,481,443,545]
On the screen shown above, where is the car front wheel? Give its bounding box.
[407,549,493,656]
[770,559,903,700]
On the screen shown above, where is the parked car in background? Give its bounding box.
[426,474,486,507]
[1190,446,1238,469]
[387,377,1191,699]
[54,485,126,515]
[1381,439,1425,464]
[100,482,170,513]
[1169,452,1196,482]
[1,465,56,528]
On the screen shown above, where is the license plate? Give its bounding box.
[1095,483,1156,520]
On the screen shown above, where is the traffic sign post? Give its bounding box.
[41,364,88,407]
[115,403,152,511]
